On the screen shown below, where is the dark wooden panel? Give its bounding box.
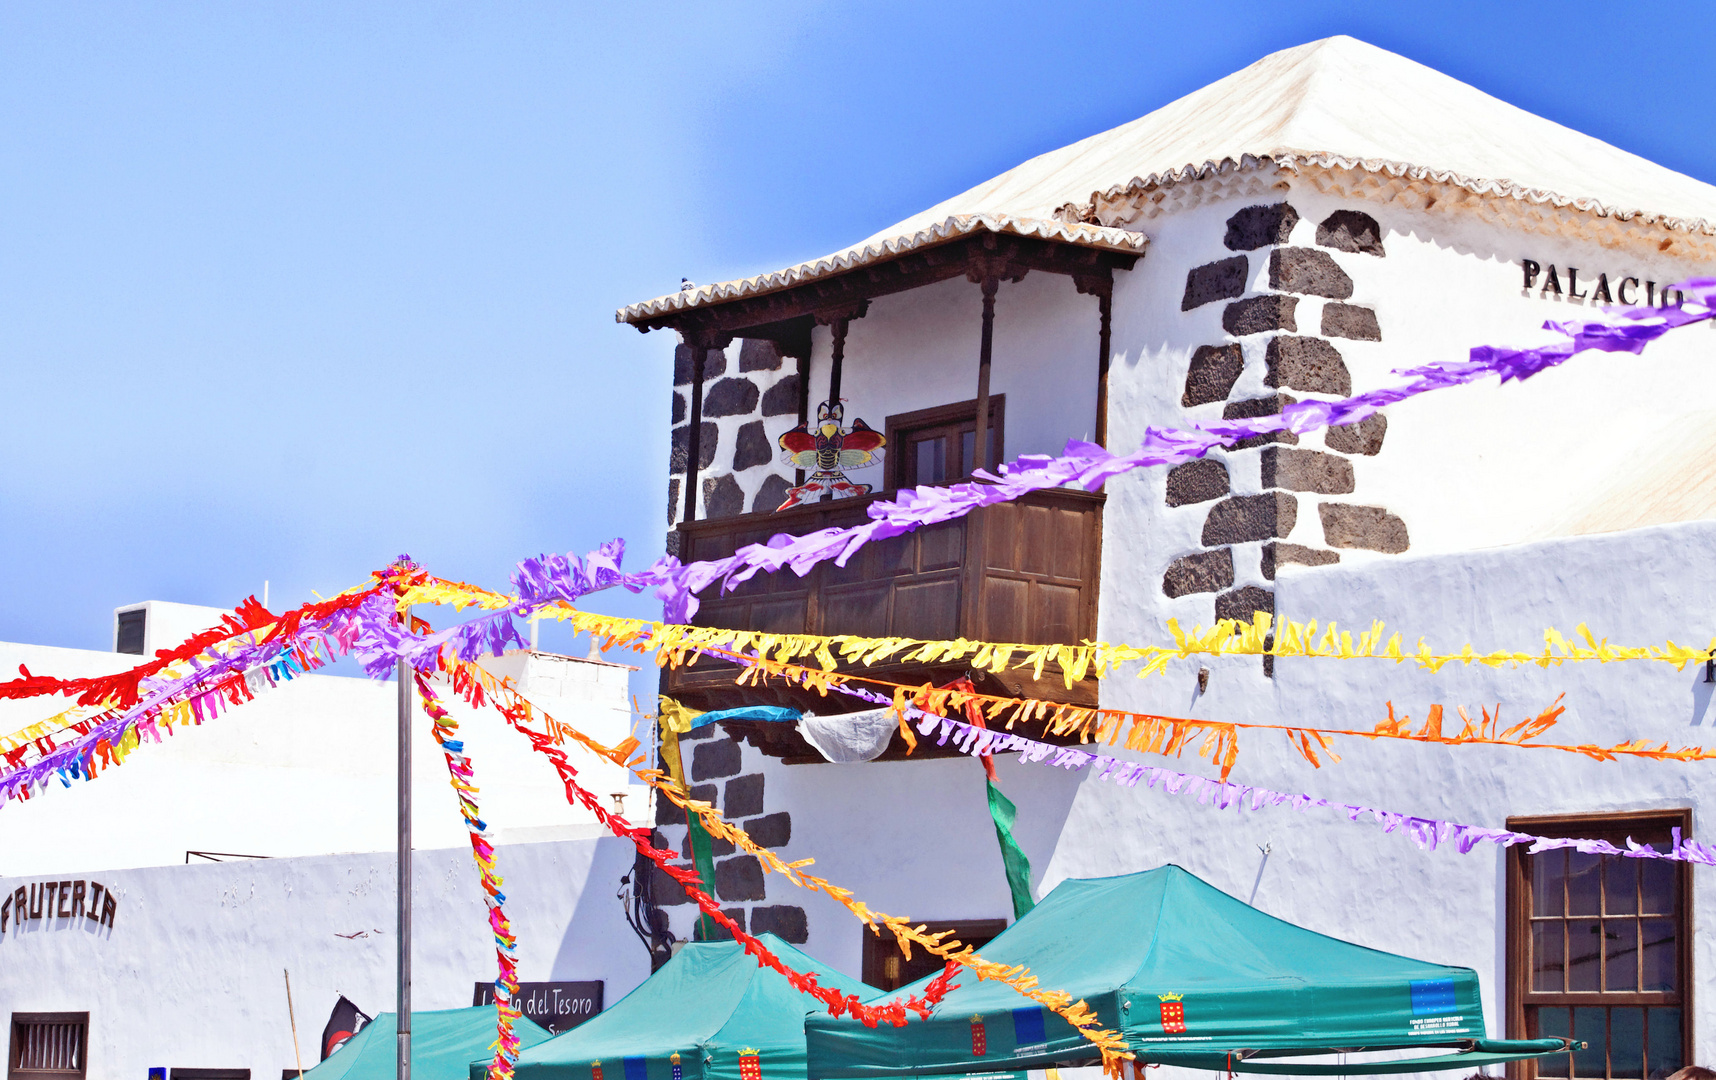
[1030,582,1082,644]
[981,577,1030,643]
[1051,506,1089,580]
[919,521,964,571]
[750,597,812,635]
[1019,503,1056,577]
[671,488,1106,722]
[981,502,1019,572]
[822,584,890,638]
[892,576,962,640]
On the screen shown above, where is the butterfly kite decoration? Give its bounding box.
[775,399,885,509]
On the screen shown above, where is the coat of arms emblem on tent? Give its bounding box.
[738,1048,762,1080]
[591,1062,604,1080]
[969,1015,987,1055]
[1158,993,1186,1034]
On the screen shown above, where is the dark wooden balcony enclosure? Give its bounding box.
[662,488,1103,762]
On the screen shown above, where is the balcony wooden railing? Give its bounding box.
[663,488,1103,761]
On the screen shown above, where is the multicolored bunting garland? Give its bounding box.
[805,675,1716,868]
[378,280,1716,655]
[441,657,1133,1071]
[688,643,1716,779]
[393,582,1716,700]
[434,662,973,1029]
[412,665,522,1080]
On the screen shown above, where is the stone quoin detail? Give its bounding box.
[749,905,809,944]
[1163,548,1235,597]
[655,731,795,941]
[702,377,760,418]
[1166,197,1404,646]
[1259,447,1355,495]
[700,476,744,519]
[714,856,767,902]
[1225,202,1301,250]
[667,336,802,533]
[1165,458,1230,506]
[1319,503,1411,553]
[1316,209,1386,256]
[1201,493,1299,546]
[1224,394,1299,447]
[691,739,742,781]
[738,338,783,371]
[1181,343,1245,406]
[1223,294,1299,336]
[732,421,772,471]
[1269,248,1354,299]
[1265,337,1351,395]
[1325,413,1388,454]
[1182,255,1249,310]
[1321,303,1382,341]
[1261,541,1341,580]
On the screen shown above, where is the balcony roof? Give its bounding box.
[614,212,1147,328]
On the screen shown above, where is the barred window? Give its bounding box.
[1507,812,1691,1080]
[8,1013,88,1080]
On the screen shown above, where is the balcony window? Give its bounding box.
[887,397,1004,490]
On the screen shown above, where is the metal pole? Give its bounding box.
[397,646,412,1080]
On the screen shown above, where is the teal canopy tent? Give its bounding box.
[502,935,1019,1080]
[805,867,1568,1076]
[305,1007,553,1080]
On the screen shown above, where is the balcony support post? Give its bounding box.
[1075,270,1115,448]
[973,275,999,474]
[680,330,733,525]
[682,342,706,524]
[794,353,809,486]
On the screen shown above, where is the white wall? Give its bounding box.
[0,646,640,876]
[0,835,651,1080]
[806,269,1105,485]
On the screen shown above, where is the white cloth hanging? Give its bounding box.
[795,707,899,763]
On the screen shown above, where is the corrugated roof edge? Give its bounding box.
[1055,151,1716,236]
[614,213,1149,324]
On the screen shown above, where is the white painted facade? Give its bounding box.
[9,34,1716,1080]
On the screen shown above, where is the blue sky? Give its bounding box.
[4,1,1715,665]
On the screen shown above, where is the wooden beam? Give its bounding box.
[633,233,1138,340]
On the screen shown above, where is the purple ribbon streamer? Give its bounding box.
[500,281,1716,625]
[799,668,1716,868]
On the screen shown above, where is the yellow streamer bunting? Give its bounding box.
[403,576,1716,683]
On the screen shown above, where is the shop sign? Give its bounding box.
[473,980,603,1034]
[1,879,117,935]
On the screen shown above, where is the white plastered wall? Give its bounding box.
[803,269,1104,486]
[0,836,648,1080]
[0,645,638,876]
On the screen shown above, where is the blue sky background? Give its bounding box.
[5,1,1716,677]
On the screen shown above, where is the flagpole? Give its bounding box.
[397,640,412,1080]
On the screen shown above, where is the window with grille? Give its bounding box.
[860,919,1007,992]
[1506,811,1691,1080]
[115,609,146,656]
[885,398,1003,491]
[7,1013,88,1080]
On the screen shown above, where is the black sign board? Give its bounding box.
[473,981,603,1035]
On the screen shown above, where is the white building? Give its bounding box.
[4,35,1713,1080]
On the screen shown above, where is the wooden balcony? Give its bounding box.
[662,488,1103,762]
